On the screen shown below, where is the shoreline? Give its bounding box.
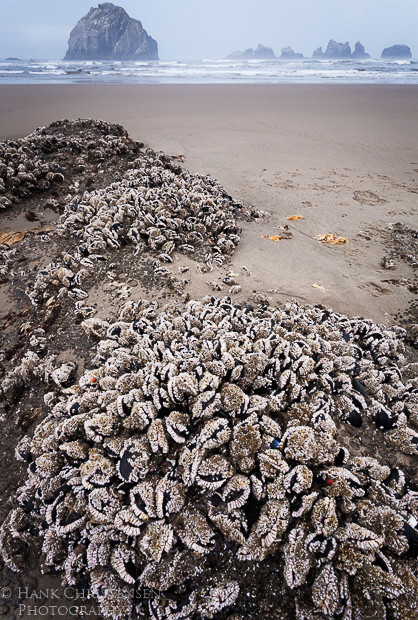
[1,84,417,325]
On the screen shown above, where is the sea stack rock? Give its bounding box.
[325,40,352,58]
[226,44,275,60]
[312,46,325,59]
[313,40,352,59]
[351,41,370,59]
[252,44,275,59]
[64,3,158,61]
[280,47,304,60]
[225,49,252,60]
[381,44,412,59]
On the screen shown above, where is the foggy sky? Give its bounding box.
[1,0,417,60]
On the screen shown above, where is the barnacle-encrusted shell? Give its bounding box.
[284,526,311,589]
[197,454,234,489]
[198,581,240,618]
[139,520,174,562]
[312,563,340,616]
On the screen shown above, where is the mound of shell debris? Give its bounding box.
[1,296,418,619]
[0,120,417,619]
[0,118,145,211]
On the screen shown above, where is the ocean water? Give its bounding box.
[0,57,417,84]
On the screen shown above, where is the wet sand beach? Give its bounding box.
[1,84,417,324]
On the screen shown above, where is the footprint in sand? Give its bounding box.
[275,180,296,189]
[353,190,386,206]
[359,282,392,296]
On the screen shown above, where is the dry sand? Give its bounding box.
[0,84,417,324]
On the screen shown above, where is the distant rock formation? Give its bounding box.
[64,3,158,61]
[327,40,352,58]
[253,44,275,59]
[313,39,352,59]
[381,44,412,59]
[280,47,304,60]
[312,46,325,59]
[226,44,275,60]
[225,49,252,60]
[313,40,372,60]
[351,41,370,59]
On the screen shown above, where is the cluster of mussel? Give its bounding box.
[0,326,76,403]
[1,296,417,619]
[0,119,142,209]
[55,161,243,265]
[26,156,251,308]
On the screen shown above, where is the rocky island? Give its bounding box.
[64,3,158,61]
[351,41,370,60]
[313,40,370,60]
[226,44,275,60]
[313,40,352,59]
[381,44,412,59]
[280,47,304,60]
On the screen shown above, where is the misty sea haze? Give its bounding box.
[0,56,417,84]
